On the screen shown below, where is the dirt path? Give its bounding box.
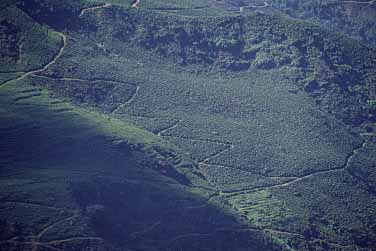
[111,85,140,114]
[225,1,269,12]
[243,1,269,9]
[222,140,367,197]
[30,74,134,86]
[1,211,101,251]
[0,32,67,88]
[79,3,112,17]
[157,119,183,136]
[154,118,310,182]
[341,0,376,4]
[27,74,140,115]
[200,144,234,164]
[36,214,77,240]
[161,134,232,145]
[1,4,369,249]
[204,163,298,179]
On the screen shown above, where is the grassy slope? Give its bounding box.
[0,80,277,251]
[0,4,281,251]
[1,1,376,251]
[38,5,376,250]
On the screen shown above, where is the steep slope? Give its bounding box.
[1,1,376,251]
[219,0,376,47]
[0,80,280,251]
[269,0,376,47]
[0,4,284,251]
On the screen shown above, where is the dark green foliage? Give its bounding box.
[0,220,21,241]
[0,6,62,72]
[0,19,20,64]
[267,0,376,47]
[269,171,376,249]
[1,1,376,251]
[77,6,376,126]
[28,75,138,112]
[71,177,237,246]
[0,81,280,250]
[15,0,83,30]
[347,142,376,195]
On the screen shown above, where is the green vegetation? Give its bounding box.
[1,1,376,250]
[0,72,22,85]
[0,5,62,72]
[268,0,376,47]
[0,80,280,250]
[28,75,138,113]
[229,190,295,228]
[68,5,375,126]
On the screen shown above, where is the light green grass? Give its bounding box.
[0,79,169,148]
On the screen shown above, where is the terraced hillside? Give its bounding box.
[1,1,376,250]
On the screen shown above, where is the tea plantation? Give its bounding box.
[1,0,375,250]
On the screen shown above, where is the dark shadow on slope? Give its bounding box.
[14,0,83,30]
[70,177,281,250]
[0,85,283,251]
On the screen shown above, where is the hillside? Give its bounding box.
[219,0,376,47]
[1,1,376,250]
[269,0,376,47]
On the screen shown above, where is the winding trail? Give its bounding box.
[0,32,67,89]
[1,237,104,251]
[0,17,100,251]
[2,211,101,251]
[36,213,77,241]
[157,119,183,136]
[242,1,269,9]
[340,0,376,4]
[161,134,233,145]
[154,119,300,193]
[223,140,367,198]
[27,74,141,115]
[226,1,269,12]
[232,0,376,13]
[154,116,369,249]
[0,240,60,251]
[200,144,234,164]
[147,5,211,11]
[204,163,298,179]
[29,211,79,251]
[1,3,371,250]
[155,120,299,180]
[111,85,140,114]
[79,3,112,17]
[0,2,111,89]
[29,74,135,86]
